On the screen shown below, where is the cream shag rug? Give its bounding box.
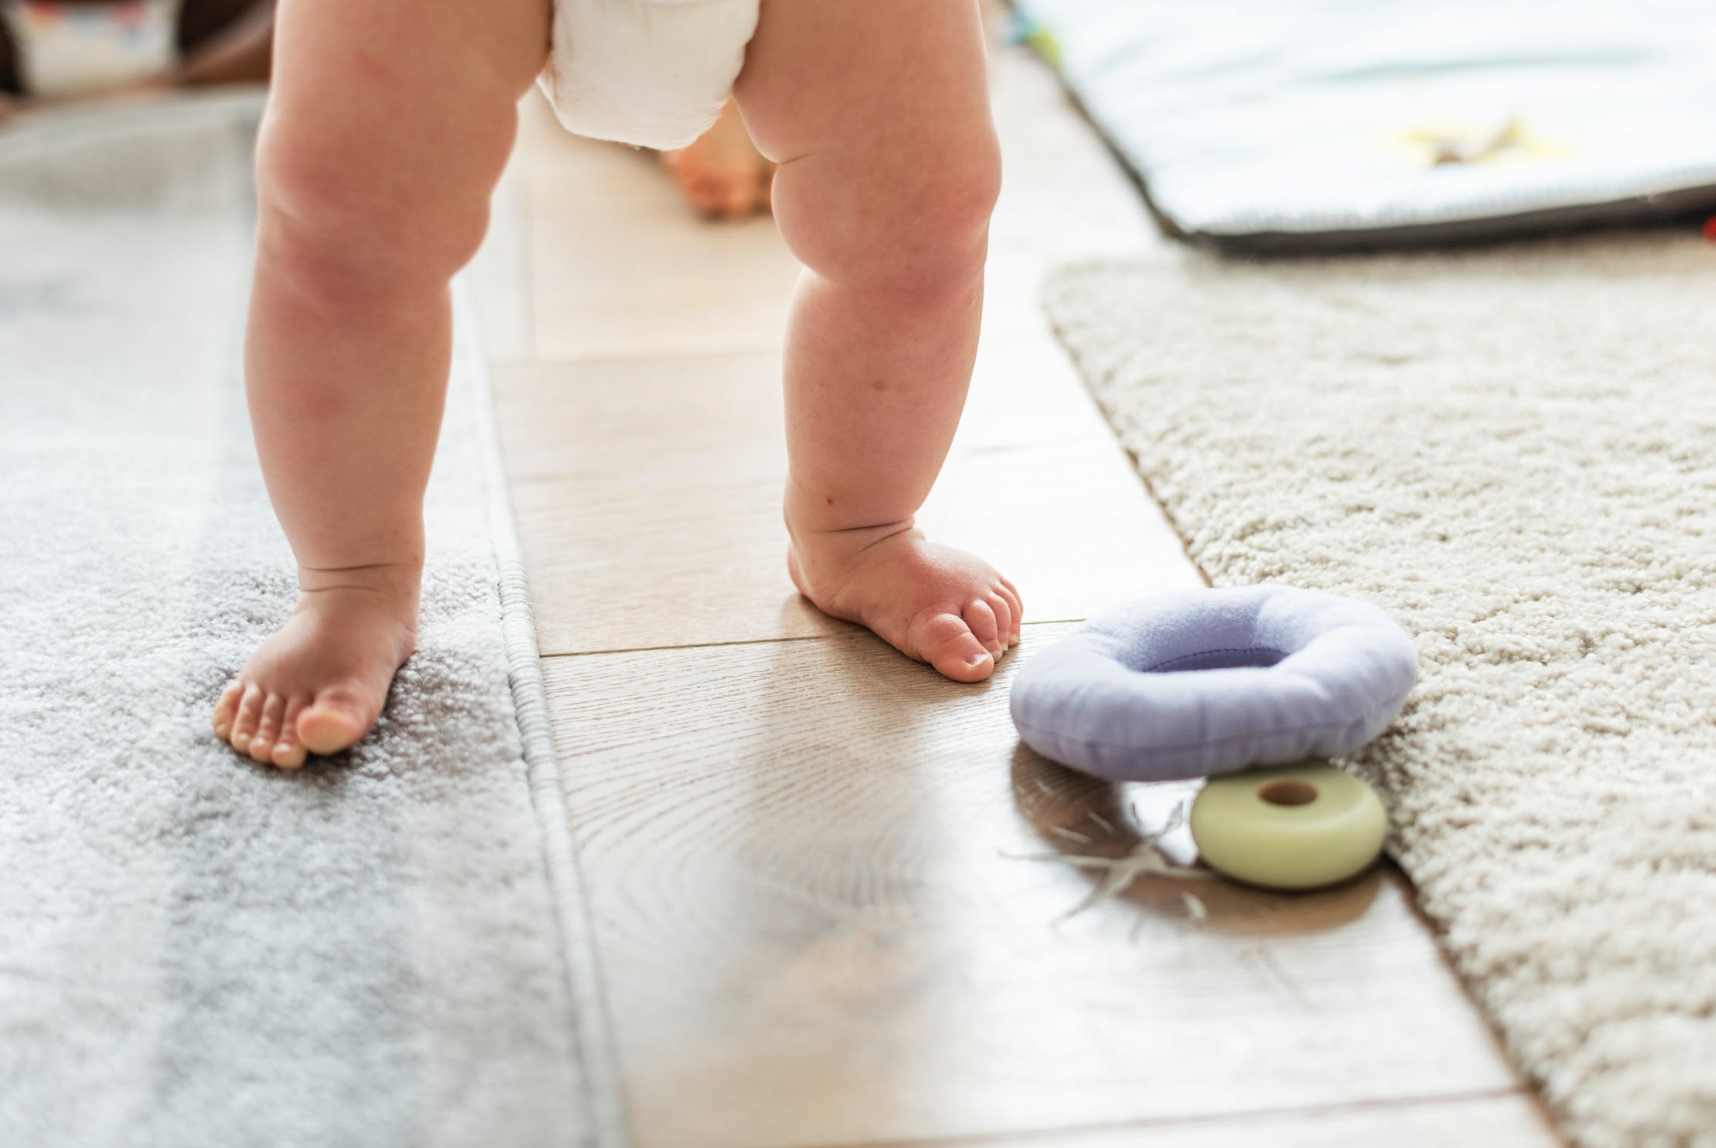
[0,94,623,1148]
[1046,234,1716,1148]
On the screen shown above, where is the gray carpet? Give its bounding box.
[0,92,624,1148]
[1046,234,1716,1148]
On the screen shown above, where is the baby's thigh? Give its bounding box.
[734,0,998,278]
[263,0,551,221]
[734,0,992,165]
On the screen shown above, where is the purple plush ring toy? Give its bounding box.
[1010,585,1419,783]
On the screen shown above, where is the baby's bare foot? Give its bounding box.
[789,525,1023,683]
[659,98,774,220]
[209,565,419,769]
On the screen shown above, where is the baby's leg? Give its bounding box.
[210,0,549,767]
[734,0,1019,682]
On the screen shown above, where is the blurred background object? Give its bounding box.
[0,0,271,119]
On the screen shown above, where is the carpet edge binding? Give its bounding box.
[457,284,633,1148]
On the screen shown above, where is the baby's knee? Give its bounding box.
[791,135,1002,302]
[912,145,1003,268]
[253,121,492,300]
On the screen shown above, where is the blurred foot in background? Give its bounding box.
[656,0,1004,220]
[658,96,775,220]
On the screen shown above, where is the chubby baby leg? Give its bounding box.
[211,0,549,766]
[733,0,1018,682]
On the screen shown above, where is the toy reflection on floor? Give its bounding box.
[1011,585,1417,891]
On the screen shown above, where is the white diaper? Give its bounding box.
[538,0,761,151]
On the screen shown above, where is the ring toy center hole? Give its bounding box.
[1257,779,1319,807]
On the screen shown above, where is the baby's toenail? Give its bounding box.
[966,651,991,667]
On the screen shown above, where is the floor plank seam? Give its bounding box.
[781,1087,1535,1148]
[503,345,787,371]
[538,631,864,660]
[490,328,1085,373]
[535,618,1090,662]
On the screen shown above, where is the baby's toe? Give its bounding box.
[963,597,1004,658]
[248,693,286,764]
[210,679,244,739]
[271,696,309,770]
[980,591,1015,651]
[999,578,1024,641]
[228,681,264,752]
[910,606,994,683]
[297,684,374,756]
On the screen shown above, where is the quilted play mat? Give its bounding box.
[1012,0,1716,250]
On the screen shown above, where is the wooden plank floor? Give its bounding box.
[470,40,1563,1148]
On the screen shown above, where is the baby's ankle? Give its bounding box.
[296,559,424,608]
[786,513,916,565]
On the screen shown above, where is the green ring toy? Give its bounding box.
[1188,763,1388,891]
